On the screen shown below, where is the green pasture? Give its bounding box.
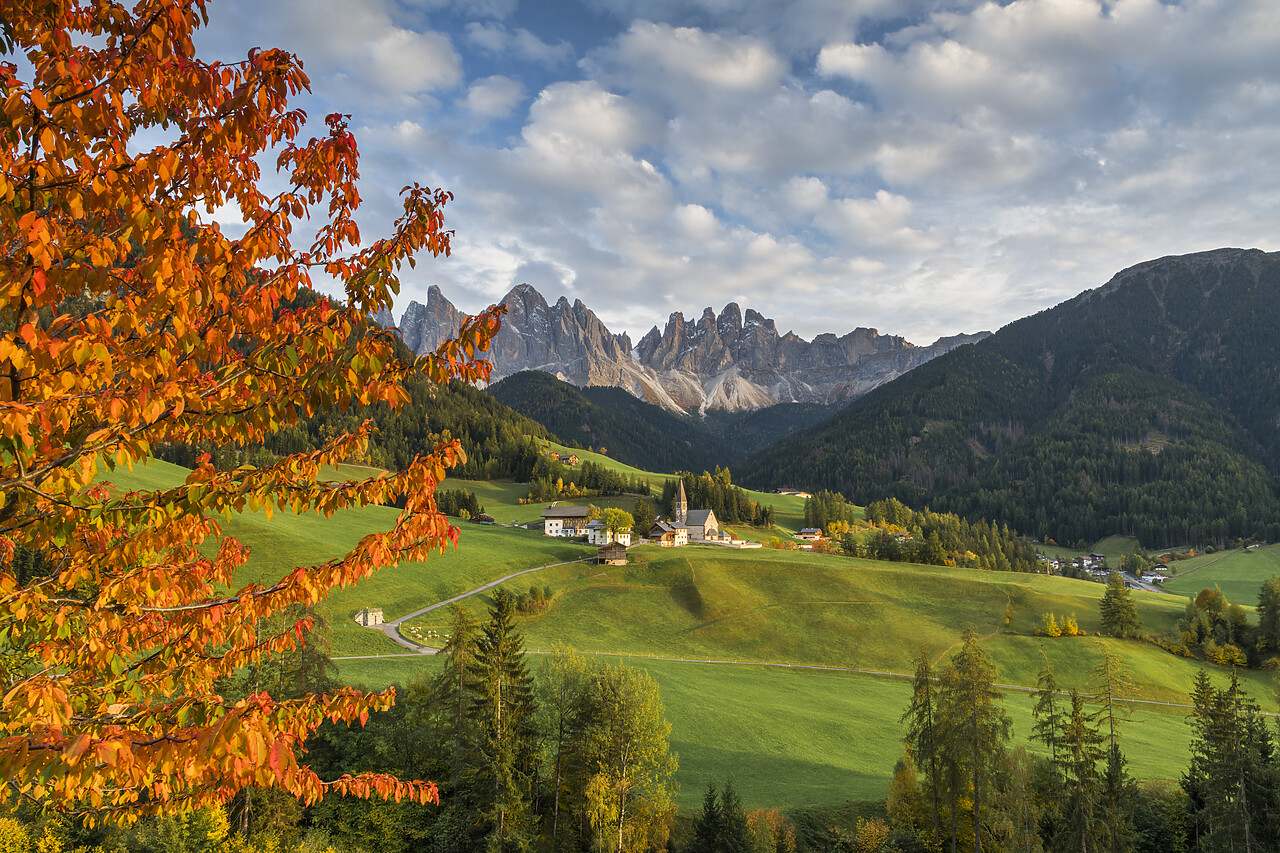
[98,457,1245,811]
[1090,534,1143,564]
[334,649,1204,810]
[1164,543,1280,604]
[100,459,594,657]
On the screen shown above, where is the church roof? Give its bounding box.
[685,509,715,526]
[542,505,592,519]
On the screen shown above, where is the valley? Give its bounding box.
[104,456,1278,812]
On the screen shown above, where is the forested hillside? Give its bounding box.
[488,369,836,472]
[159,327,559,482]
[739,249,1280,548]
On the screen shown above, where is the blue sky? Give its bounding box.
[196,0,1280,345]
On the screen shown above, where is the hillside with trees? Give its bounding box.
[739,249,1280,548]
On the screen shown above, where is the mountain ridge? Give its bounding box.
[383,283,988,413]
[737,247,1280,548]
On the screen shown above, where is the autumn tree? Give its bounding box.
[582,662,678,853]
[0,0,501,819]
[599,508,634,540]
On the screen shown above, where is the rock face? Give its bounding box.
[384,284,988,413]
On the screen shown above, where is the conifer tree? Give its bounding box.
[1031,653,1064,773]
[938,629,1012,853]
[471,590,538,851]
[1054,691,1106,853]
[1099,572,1141,638]
[902,647,943,848]
[688,782,723,853]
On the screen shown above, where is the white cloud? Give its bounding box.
[465,75,526,118]
[465,22,574,64]
[195,0,1280,346]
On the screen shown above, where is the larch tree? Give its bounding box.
[902,646,943,849]
[938,628,1011,853]
[0,0,501,820]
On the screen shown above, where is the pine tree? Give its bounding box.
[720,778,752,853]
[688,782,724,853]
[1054,691,1106,853]
[1099,572,1141,638]
[1031,653,1064,773]
[1184,670,1279,853]
[470,590,539,851]
[1089,650,1136,757]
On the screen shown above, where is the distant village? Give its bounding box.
[539,480,762,566]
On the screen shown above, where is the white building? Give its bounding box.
[542,505,592,537]
[586,519,632,547]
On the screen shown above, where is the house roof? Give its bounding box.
[598,542,627,555]
[542,505,592,519]
[685,509,715,526]
[650,521,686,534]
[799,527,822,535]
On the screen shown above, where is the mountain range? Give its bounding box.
[737,247,1280,549]
[378,284,987,413]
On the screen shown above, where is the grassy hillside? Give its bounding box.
[387,543,1277,807]
[1165,542,1280,603]
[103,457,1258,811]
[100,458,595,657]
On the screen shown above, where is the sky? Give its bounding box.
[194,0,1280,345]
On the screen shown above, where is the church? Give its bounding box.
[671,481,720,541]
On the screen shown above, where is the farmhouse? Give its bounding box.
[542,505,591,537]
[557,453,579,466]
[586,519,632,547]
[650,521,689,547]
[597,542,628,566]
[797,528,823,541]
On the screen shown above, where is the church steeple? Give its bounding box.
[675,480,687,524]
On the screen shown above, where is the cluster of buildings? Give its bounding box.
[539,482,747,561]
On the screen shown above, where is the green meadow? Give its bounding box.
[102,457,1274,809]
[1164,542,1280,603]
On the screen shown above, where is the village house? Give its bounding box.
[557,453,579,466]
[541,505,592,537]
[776,488,813,498]
[649,521,689,547]
[586,518,632,547]
[353,607,383,627]
[597,542,628,566]
[796,528,823,542]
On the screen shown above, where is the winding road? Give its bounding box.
[371,556,593,653]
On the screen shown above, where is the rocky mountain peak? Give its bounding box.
[382,282,987,413]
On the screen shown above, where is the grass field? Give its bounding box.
[335,649,1201,809]
[101,458,595,657]
[102,457,1262,810]
[1164,543,1280,603]
[386,541,1278,808]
